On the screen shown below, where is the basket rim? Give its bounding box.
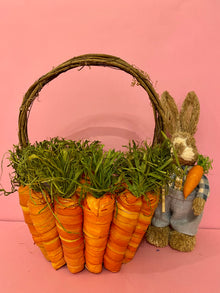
[18,53,165,147]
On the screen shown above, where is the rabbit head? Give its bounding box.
[161,91,200,166]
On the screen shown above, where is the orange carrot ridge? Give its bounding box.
[54,194,85,274]
[83,193,115,274]
[18,185,49,261]
[104,190,142,272]
[123,192,159,263]
[28,190,66,270]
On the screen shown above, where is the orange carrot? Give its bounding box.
[18,185,49,261]
[28,190,66,270]
[83,192,115,274]
[54,194,85,274]
[123,192,159,263]
[104,190,142,272]
[183,165,203,199]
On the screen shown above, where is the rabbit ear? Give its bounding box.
[180,91,200,135]
[161,91,179,135]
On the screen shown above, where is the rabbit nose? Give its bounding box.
[174,142,185,155]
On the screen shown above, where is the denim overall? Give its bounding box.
[152,187,203,236]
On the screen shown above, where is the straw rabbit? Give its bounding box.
[146,91,210,252]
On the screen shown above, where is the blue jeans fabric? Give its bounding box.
[152,187,203,236]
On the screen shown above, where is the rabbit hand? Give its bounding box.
[192,197,205,216]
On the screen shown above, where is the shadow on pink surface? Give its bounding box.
[1,221,220,293]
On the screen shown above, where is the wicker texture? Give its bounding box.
[18,54,165,147]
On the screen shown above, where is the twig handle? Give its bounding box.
[18,54,165,147]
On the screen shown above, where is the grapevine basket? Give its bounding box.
[17,54,166,274]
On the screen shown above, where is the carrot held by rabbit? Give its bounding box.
[183,154,212,199]
[183,165,203,199]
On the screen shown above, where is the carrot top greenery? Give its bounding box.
[197,154,213,174]
[80,147,123,198]
[119,138,175,197]
[2,139,104,199]
[1,136,187,200]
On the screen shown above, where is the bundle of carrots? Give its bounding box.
[104,192,159,269]
[1,137,178,273]
[104,140,173,272]
[35,139,107,273]
[37,139,89,273]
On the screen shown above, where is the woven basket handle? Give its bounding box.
[18,54,164,147]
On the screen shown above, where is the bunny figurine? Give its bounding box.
[146,91,210,252]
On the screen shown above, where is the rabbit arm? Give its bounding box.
[192,197,206,216]
[196,175,210,200]
[192,175,210,216]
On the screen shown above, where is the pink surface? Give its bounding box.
[0,0,220,230]
[1,222,220,293]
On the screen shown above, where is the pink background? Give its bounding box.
[0,0,219,230]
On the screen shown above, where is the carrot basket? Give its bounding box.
[16,54,169,273]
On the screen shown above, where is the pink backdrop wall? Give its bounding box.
[0,0,219,228]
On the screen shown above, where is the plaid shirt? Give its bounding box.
[169,166,210,201]
[196,175,210,200]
